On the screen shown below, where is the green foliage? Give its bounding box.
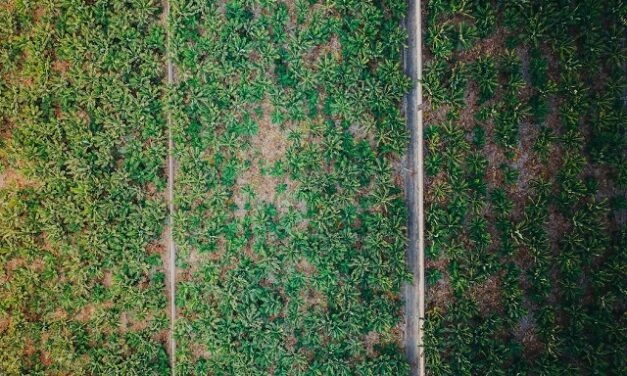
[473,56,497,103]
[170,0,410,373]
[424,0,626,374]
[0,1,169,374]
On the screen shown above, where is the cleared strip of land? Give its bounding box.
[403,0,425,375]
[162,0,177,372]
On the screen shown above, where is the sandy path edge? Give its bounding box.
[403,0,424,375]
[160,0,176,373]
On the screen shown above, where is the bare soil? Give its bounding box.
[0,168,39,190]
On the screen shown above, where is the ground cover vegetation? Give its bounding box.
[0,1,170,374]
[4,0,624,374]
[170,0,411,374]
[423,0,626,374]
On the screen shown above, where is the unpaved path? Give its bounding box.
[160,0,176,373]
[403,0,424,375]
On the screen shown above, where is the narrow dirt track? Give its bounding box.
[404,0,424,375]
[162,0,176,373]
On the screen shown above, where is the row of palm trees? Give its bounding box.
[0,2,171,374]
[171,0,412,374]
[424,0,625,374]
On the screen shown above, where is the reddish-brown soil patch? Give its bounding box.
[0,315,11,334]
[102,271,113,288]
[232,99,300,216]
[426,276,453,311]
[51,308,68,321]
[0,1,15,12]
[75,304,95,323]
[364,331,381,357]
[471,275,503,315]
[192,343,212,361]
[251,100,287,165]
[39,351,53,367]
[129,314,152,331]
[119,312,129,334]
[301,287,327,312]
[0,168,40,190]
[296,257,316,276]
[52,60,70,74]
[458,30,508,63]
[513,313,542,356]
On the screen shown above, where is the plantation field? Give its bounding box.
[1,0,625,375]
[1,0,412,374]
[423,0,626,375]
[170,0,411,373]
[0,2,170,374]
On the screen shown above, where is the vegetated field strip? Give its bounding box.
[0,0,418,374]
[170,0,412,374]
[0,2,170,375]
[423,0,626,374]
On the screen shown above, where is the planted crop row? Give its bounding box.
[1,0,415,374]
[423,0,626,375]
[170,0,412,374]
[0,2,170,374]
